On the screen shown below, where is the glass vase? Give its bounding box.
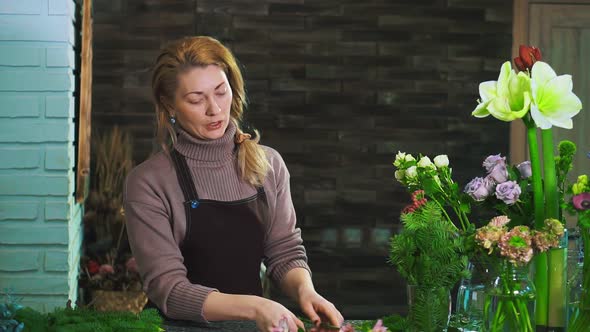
[546,228,568,330]
[406,284,451,332]
[567,227,583,323]
[455,261,492,331]
[484,261,536,332]
[568,225,590,332]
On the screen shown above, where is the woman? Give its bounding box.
[123,36,344,332]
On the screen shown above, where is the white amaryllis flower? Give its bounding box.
[405,166,418,179]
[530,61,582,129]
[418,156,435,169]
[433,155,449,168]
[472,61,531,122]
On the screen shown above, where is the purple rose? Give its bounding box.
[465,177,494,201]
[573,193,590,211]
[488,163,509,183]
[516,161,532,178]
[495,181,521,205]
[483,154,505,172]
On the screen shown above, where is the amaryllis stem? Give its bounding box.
[523,116,548,327]
[542,129,567,328]
[541,128,559,220]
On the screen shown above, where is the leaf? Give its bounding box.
[421,177,439,196]
[460,202,471,214]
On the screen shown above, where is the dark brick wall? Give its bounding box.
[92,0,513,319]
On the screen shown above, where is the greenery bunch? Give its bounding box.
[14,307,163,332]
[389,201,468,331]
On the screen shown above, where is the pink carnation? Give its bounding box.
[498,226,533,265]
[489,215,510,227]
[532,232,559,252]
[475,225,505,254]
[543,218,565,237]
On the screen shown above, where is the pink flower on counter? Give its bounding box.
[371,319,388,332]
[339,323,355,332]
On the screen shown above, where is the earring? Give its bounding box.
[169,116,176,125]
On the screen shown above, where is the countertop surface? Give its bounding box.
[163,320,259,332]
[162,320,367,331]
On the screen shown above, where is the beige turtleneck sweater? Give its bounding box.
[123,121,310,322]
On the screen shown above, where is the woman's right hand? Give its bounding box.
[254,298,305,332]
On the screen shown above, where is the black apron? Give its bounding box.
[146,149,267,316]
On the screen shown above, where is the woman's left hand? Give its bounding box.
[297,288,344,329]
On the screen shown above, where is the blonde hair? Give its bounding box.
[151,36,269,186]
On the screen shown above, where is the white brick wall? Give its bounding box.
[0,0,82,312]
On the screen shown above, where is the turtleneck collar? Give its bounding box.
[174,121,237,163]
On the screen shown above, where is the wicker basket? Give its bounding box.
[91,290,148,314]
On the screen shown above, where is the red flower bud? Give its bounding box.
[513,45,542,72]
[87,260,100,275]
[402,204,416,214]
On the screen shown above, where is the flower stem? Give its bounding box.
[523,116,545,228]
[431,197,459,232]
[541,129,559,220]
[523,116,548,327]
[541,128,567,328]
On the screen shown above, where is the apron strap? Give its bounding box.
[171,149,200,202]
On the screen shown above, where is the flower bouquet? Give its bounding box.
[463,154,534,226]
[393,152,471,231]
[472,216,564,331]
[472,45,583,329]
[567,172,590,331]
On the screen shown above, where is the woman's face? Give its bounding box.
[172,65,233,140]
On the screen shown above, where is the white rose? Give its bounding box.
[418,156,435,169]
[405,166,418,179]
[394,151,407,167]
[405,154,416,162]
[395,170,405,181]
[434,155,449,168]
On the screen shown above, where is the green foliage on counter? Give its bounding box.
[13,307,163,332]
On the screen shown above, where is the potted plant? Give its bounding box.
[77,126,146,314]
